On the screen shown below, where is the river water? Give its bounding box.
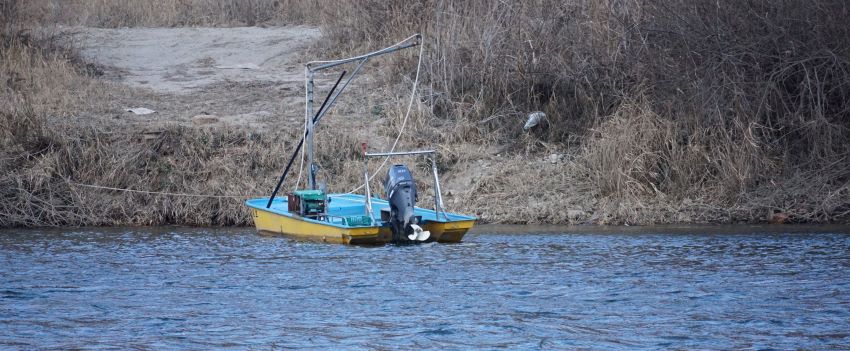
[2,225,849,349]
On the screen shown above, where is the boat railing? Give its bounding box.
[364,149,448,221]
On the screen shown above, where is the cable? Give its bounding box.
[69,182,261,199]
[347,39,425,194]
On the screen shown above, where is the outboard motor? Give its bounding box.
[383,164,429,243]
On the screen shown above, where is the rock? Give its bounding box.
[192,114,219,125]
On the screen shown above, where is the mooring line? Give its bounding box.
[68,182,261,199]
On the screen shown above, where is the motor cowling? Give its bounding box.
[384,164,428,242]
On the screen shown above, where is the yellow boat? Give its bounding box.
[246,194,476,245]
[246,34,476,244]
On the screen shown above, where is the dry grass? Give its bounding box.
[313,0,850,224]
[0,38,366,226]
[0,0,359,226]
[19,0,321,27]
[3,0,850,226]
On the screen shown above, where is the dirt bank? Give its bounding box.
[3,18,848,227]
[76,26,320,93]
[2,25,432,226]
[66,26,318,129]
[67,26,393,139]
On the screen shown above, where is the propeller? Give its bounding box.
[408,224,431,242]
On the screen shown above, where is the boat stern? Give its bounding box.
[423,219,476,243]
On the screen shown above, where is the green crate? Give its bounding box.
[343,215,372,227]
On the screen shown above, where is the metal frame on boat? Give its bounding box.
[245,34,476,244]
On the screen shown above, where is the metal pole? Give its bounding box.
[305,69,315,190]
[364,168,376,224]
[307,34,421,72]
[430,154,447,220]
[312,58,367,127]
[266,70,346,208]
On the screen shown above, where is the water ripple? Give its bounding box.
[1,226,850,349]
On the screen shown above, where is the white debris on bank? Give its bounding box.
[126,107,156,115]
[523,111,547,131]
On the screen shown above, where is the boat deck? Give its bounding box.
[245,193,476,244]
[246,193,475,228]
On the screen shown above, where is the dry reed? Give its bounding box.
[312,0,850,223]
[2,0,849,226]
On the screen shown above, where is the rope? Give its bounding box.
[68,182,261,199]
[347,39,425,194]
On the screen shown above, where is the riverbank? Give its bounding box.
[2,1,849,227]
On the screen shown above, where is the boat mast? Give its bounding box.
[302,34,422,191]
[305,69,316,189]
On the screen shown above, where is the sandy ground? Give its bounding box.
[69,26,390,137]
[76,26,320,94]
